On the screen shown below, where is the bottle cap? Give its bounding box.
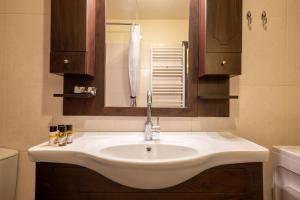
[58,125,66,132]
[66,125,73,131]
[49,126,57,132]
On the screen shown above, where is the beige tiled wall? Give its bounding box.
[0,0,62,199]
[234,0,300,199]
[0,0,300,200]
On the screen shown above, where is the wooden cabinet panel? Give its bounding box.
[51,0,87,51]
[50,52,91,75]
[199,0,242,77]
[205,53,241,75]
[35,162,263,200]
[206,0,242,53]
[50,0,95,76]
[37,193,258,200]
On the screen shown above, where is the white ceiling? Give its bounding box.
[106,0,189,20]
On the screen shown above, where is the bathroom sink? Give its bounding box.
[28,132,269,189]
[99,144,198,161]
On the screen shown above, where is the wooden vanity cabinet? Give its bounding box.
[35,162,263,200]
[199,0,242,77]
[50,0,96,76]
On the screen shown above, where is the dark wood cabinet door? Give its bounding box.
[51,0,87,52]
[206,0,242,53]
[199,0,242,77]
[50,0,95,76]
[205,53,241,75]
[35,162,263,200]
[50,52,88,75]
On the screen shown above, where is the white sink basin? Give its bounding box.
[99,144,198,161]
[28,132,269,189]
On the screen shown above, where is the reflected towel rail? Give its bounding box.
[150,45,186,108]
[106,22,139,26]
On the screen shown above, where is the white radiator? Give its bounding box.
[150,46,186,108]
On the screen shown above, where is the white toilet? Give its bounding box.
[0,148,18,200]
[273,146,300,200]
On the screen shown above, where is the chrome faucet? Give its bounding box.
[144,91,160,141]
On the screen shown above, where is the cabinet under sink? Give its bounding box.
[35,162,263,200]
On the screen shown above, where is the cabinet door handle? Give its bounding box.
[63,59,70,64]
[221,60,227,66]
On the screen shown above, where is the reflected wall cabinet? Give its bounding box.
[50,0,96,76]
[199,0,242,77]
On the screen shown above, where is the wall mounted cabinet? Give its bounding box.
[50,0,96,76]
[199,0,242,77]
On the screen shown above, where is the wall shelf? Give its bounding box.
[53,94,95,99]
[198,96,239,100]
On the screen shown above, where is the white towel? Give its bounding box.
[128,25,141,107]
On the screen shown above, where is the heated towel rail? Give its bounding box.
[150,46,186,108]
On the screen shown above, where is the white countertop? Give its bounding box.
[29,132,269,189]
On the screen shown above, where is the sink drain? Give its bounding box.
[146,147,152,152]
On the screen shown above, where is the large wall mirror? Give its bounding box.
[105,0,191,109]
[54,0,241,117]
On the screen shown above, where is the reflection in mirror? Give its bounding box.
[105,0,190,108]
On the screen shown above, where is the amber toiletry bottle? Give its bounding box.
[57,125,67,146]
[49,126,58,146]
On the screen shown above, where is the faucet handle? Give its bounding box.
[147,90,152,105]
[152,117,160,134]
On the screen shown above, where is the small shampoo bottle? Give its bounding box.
[49,126,58,146]
[57,125,67,146]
